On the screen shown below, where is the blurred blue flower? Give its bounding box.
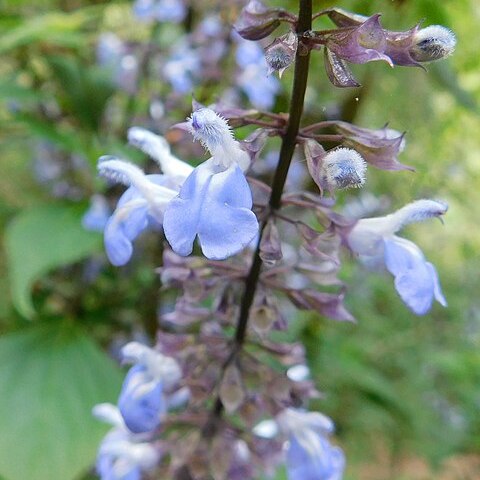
[348,199,448,315]
[82,194,111,232]
[163,108,258,259]
[118,364,166,434]
[133,0,186,23]
[93,403,159,480]
[234,36,280,109]
[164,42,200,94]
[118,342,182,434]
[96,33,139,94]
[276,409,345,480]
[286,436,345,480]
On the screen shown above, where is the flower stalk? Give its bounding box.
[196,0,313,450]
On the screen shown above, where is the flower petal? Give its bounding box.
[118,365,166,434]
[163,161,259,260]
[104,198,149,266]
[427,261,447,307]
[384,237,435,315]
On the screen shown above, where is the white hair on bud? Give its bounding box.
[411,25,456,62]
[188,107,251,171]
[98,156,145,187]
[389,199,448,231]
[322,148,367,190]
[128,127,171,159]
[127,127,193,179]
[189,107,232,149]
[98,158,178,207]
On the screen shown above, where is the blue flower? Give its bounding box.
[163,160,258,259]
[163,108,258,260]
[82,194,110,232]
[348,199,448,315]
[287,435,345,480]
[98,129,193,266]
[118,364,166,434]
[133,0,186,23]
[117,342,182,434]
[99,109,258,264]
[234,36,280,109]
[276,409,345,480]
[163,42,201,94]
[92,403,159,480]
[383,236,446,315]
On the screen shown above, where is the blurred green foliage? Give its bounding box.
[0,0,479,479]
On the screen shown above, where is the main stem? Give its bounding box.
[204,0,312,436]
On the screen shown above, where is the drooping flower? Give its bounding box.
[347,199,448,315]
[276,409,345,480]
[118,342,182,434]
[93,403,160,480]
[163,108,259,260]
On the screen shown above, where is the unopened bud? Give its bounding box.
[410,25,456,62]
[322,148,367,192]
[265,31,298,77]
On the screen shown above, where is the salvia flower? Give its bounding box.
[93,403,160,480]
[98,139,183,266]
[118,342,182,434]
[163,108,259,260]
[276,409,345,480]
[347,199,448,315]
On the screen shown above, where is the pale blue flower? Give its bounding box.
[163,108,258,260]
[276,409,345,480]
[383,236,446,315]
[234,36,280,109]
[82,194,111,232]
[348,199,448,315]
[164,42,200,94]
[133,0,186,23]
[98,129,192,266]
[92,403,159,480]
[118,364,166,434]
[118,342,182,434]
[287,436,345,480]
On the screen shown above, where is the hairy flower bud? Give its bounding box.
[410,25,456,62]
[264,31,298,77]
[322,148,367,191]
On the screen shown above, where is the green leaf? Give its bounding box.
[46,56,116,132]
[4,204,102,318]
[0,322,122,480]
[0,9,100,53]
